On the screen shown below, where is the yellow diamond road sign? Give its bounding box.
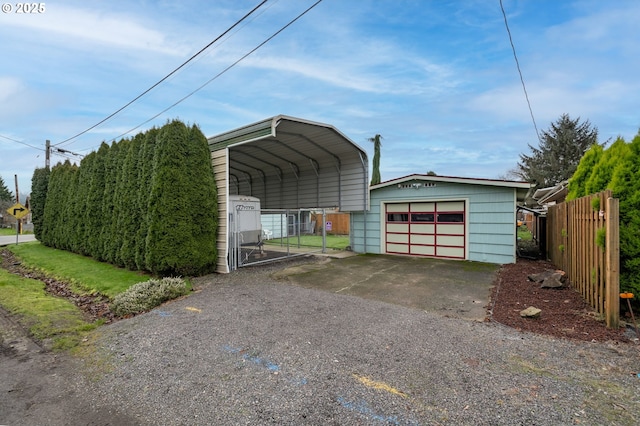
[7,203,29,220]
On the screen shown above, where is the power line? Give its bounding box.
[0,134,45,151]
[54,0,269,148]
[500,0,540,141]
[108,0,324,143]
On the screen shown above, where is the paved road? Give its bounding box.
[0,234,37,246]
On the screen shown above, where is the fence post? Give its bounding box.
[605,197,620,328]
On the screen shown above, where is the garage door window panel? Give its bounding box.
[437,212,464,223]
[387,213,409,222]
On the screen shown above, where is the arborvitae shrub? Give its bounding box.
[33,119,218,277]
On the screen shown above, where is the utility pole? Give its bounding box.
[45,139,50,168]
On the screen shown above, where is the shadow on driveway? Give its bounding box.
[273,254,500,321]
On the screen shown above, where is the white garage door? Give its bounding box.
[385,201,466,259]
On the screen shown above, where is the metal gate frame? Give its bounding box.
[229,208,328,271]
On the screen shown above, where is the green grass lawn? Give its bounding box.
[0,227,33,236]
[0,268,101,350]
[1,242,153,350]
[0,227,16,236]
[517,225,533,241]
[264,234,350,250]
[8,242,150,298]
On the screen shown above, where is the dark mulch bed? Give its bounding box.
[490,257,633,343]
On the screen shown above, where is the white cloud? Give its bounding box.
[0,77,23,103]
[0,4,183,55]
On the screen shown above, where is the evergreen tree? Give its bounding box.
[30,167,50,240]
[585,138,630,195]
[104,140,127,265]
[369,134,382,185]
[118,133,144,269]
[566,144,603,201]
[609,133,640,298]
[100,141,122,263]
[41,161,76,249]
[74,153,95,255]
[85,143,109,259]
[33,119,218,276]
[64,164,82,252]
[145,120,218,276]
[135,128,158,270]
[517,114,600,189]
[568,131,640,299]
[0,175,13,201]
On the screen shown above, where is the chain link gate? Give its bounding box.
[229,207,328,271]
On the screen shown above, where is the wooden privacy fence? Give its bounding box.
[546,190,620,328]
[312,213,350,235]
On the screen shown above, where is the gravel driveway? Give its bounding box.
[4,256,640,425]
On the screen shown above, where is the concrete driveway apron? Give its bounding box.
[273,254,500,321]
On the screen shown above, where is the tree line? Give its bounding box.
[31,120,219,276]
[515,114,640,298]
[567,133,640,297]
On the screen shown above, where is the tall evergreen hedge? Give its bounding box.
[35,120,218,276]
[30,167,50,240]
[145,121,218,275]
[568,132,640,298]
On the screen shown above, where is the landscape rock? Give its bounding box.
[529,269,567,289]
[540,275,565,289]
[520,306,542,318]
[528,270,554,283]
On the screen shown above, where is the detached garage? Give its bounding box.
[351,174,531,264]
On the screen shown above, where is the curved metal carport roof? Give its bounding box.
[208,115,369,272]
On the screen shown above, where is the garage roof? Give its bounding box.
[208,115,369,211]
[371,174,532,203]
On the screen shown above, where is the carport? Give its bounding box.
[208,115,369,273]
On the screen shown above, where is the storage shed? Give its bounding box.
[208,115,369,273]
[351,174,531,264]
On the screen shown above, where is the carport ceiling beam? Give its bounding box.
[229,166,253,190]
[230,158,266,183]
[232,150,284,182]
[289,162,300,179]
[229,173,240,193]
[231,159,267,198]
[273,139,320,174]
[278,131,341,172]
[242,145,298,181]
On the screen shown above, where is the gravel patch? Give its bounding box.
[75,258,640,426]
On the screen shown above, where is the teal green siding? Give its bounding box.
[351,179,519,264]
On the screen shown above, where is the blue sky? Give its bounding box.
[2,0,640,195]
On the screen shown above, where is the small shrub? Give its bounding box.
[111,277,189,317]
[591,197,600,211]
[559,244,565,253]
